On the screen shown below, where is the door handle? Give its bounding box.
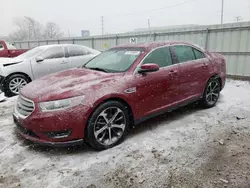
[61,61,68,64]
[169,70,178,75]
[202,63,208,68]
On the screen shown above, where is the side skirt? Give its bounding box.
[134,96,201,125]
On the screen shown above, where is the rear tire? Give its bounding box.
[4,74,30,97]
[201,78,221,108]
[86,101,130,150]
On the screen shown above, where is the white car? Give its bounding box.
[0,44,100,96]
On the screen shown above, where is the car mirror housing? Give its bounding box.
[138,63,160,74]
[36,56,44,63]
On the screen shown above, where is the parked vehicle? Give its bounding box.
[0,44,100,96]
[0,40,28,58]
[13,41,226,150]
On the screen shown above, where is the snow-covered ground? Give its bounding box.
[0,79,250,188]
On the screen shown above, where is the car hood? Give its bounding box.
[0,57,23,65]
[21,68,123,102]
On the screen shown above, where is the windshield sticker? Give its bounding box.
[125,51,141,56]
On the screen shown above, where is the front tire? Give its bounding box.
[201,78,221,108]
[4,74,30,97]
[86,101,130,150]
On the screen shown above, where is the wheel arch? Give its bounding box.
[85,95,135,137]
[101,97,135,125]
[2,72,32,91]
[202,74,222,98]
[209,74,222,89]
[4,72,32,83]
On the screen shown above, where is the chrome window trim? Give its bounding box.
[133,43,208,75]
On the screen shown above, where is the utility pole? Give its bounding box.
[148,17,151,32]
[148,17,152,41]
[221,0,224,25]
[101,16,104,36]
[234,16,243,22]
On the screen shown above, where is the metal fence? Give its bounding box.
[13,22,250,77]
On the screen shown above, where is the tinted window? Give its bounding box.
[143,47,172,68]
[43,47,64,59]
[0,43,4,51]
[68,46,85,57]
[174,46,195,63]
[193,48,206,59]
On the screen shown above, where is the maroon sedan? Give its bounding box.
[13,41,226,150]
[0,40,28,58]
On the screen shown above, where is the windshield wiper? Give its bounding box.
[87,67,108,73]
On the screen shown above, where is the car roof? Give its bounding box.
[112,41,195,51]
[37,44,85,48]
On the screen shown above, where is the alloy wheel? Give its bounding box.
[206,80,220,106]
[9,77,28,95]
[94,107,126,146]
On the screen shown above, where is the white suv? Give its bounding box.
[0,44,100,96]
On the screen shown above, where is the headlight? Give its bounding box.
[39,96,85,112]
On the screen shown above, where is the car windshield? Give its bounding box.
[5,42,16,49]
[15,46,47,60]
[84,48,143,73]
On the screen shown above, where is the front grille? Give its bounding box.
[16,95,35,117]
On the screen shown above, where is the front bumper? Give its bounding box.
[0,75,5,92]
[13,102,92,147]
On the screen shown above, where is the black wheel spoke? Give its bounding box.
[205,80,220,106]
[94,107,126,146]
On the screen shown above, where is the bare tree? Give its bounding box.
[8,17,63,41]
[9,17,44,41]
[43,22,63,39]
[24,17,44,40]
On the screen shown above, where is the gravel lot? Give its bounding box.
[0,79,250,188]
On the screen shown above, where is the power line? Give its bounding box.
[234,16,243,22]
[74,0,203,23]
[112,0,200,17]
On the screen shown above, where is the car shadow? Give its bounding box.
[17,94,225,155]
[128,101,202,137]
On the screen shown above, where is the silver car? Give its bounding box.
[0,44,100,96]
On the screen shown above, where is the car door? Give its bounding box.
[67,45,97,68]
[31,46,69,79]
[133,46,180,117]
[172,45,210,102]
[0,42,8,57]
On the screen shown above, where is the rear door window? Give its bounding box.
[68,46,86,57]
[193,48,206,59]
[173,45,195,63]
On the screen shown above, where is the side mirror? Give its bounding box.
[36,56,44,63]
[138,63,160,74]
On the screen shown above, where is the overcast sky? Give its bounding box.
[1,0,250,37]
